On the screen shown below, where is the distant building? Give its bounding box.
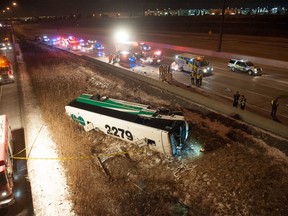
[144,6,287,17]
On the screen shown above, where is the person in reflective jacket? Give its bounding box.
[190,71,195,85]
[271,97,279,120]
[240,95,246,110]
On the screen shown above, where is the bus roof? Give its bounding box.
[75,94,155,116]
[67,94,186,131]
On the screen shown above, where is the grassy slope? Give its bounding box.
[19,40,288,215]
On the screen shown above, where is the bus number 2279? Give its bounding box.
[105,124,133,141]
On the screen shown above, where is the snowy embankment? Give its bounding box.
[19,52,74,215]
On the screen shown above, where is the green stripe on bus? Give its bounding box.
[76,94,155,116]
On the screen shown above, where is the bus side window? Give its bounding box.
[147,139,156,146]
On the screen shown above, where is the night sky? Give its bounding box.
[1,0,288,16]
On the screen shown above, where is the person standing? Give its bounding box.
[159,64,164,81]
[271,97,279,120]
[108,53,112,63]
[196,72,201,87]
[16,50,22,63]
[233,91,240,108]
[199,71,203,86]
[240,95,246,110]
[190,71,195,85]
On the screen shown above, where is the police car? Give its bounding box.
[228,59,262,76]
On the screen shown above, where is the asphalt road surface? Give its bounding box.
[0,48,33,215]
[13,24,288,125]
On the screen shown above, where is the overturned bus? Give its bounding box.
[65,94,189,156]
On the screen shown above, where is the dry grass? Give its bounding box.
[20,40,288,215]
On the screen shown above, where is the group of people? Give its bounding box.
[233,92,280,121]
[233,91,247,110]
[190,71,203,87]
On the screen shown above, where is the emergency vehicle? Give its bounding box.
[67,40,81,51]
[0,40,12,51]
[41,36,50,43]
[150,50,163,65]
[61,36,81,51]
[172,53,213,75]
[140,50,163,65]
[115,41,142,58]
[50,37,61,46]
[0,115,14,208]
[139,43,151,57]
[118,51,136,68]
[0,56,14,84]
[80,40,105,52]
[65,94,189,156]
[91,40,105,51]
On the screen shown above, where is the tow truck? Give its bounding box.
[0,56,14,84]
[0,115,15,208]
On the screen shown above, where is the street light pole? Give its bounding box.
[217,0,227,52]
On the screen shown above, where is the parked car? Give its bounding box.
[228,59,262,76]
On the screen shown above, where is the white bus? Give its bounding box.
[65,94,189,156]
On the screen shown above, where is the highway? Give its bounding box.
[13,24,288,124]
